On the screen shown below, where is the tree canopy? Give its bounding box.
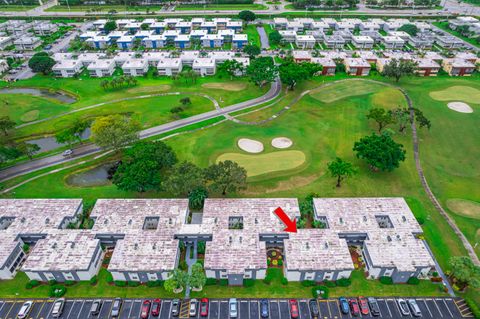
[103,20,117,33]
[28,52,55,75]
[189,262,207,289]
[219,59,245,79]
[243,44,261,58]
[164,269,188,292]
[327,157,357,187]
[205,160,247,195]
[366,108,396,133]
[382,59,417,82]
[268,30,283,46]
[238,10,256,22]
[113,141,177,192]
[449,256,480,289]
[0,116,15,136]
[279,59,322,90]
[398,24,418,36]
[247,56,278,88]
[91,115,140,151]
[163,161,205,196]
[353,132,406,171]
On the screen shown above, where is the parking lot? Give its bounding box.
[0,297,472,319]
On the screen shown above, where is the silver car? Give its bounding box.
[229,298,238,318]
[407,299,421,317]
[189,298,198,317]
[397,298,410,316]
[111,298,122,317]
[17,301,33,319]
[51,298,65,318]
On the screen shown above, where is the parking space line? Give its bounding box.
[76,300,86,319]
[440,298,454,318]
[423,299,434,318]
[35,300,46,319]
[4,301,17,319]
[433,298,444,317]
[383,299,392,318]
[127,300,134,318]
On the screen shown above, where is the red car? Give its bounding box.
[289,299,299,319]
[358,296,369,315]
[349,298,360,317]
[200,298,209,317]
[140,300,151,319]
[151,299,161,317]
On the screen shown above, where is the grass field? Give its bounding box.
[446,199,480,220]
[217,150,306,177]
[429,85,480,104]
[45,5,163,12]
[176,3,267,10]
[244,24,261,47]
[0,5,36,11]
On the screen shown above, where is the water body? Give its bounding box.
[0,88,77,104]
[26,128,91,152]
[66,163,114,187]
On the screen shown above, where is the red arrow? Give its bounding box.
[274,207,297,233]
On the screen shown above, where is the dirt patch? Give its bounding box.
[126,85,171,94]
[202,82,247,92]
[447,102,473,114]
[271,137,293,149]
[20,110,40,122]
[237,138,264,153]
[446,199,480,219]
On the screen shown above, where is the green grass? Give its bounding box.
[429,85,480,104]
[244,24,261,47]
[176,3,267,10]
[433,22,480,49]
[0,5,36,11]
[217,150,306,177]
[191,268,446,298]
[263,24,278,49]
[45,5,163,12]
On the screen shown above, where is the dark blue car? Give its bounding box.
[260,299,269,318]
[339,297,349,314]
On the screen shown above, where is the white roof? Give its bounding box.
[352,35,374,43]
[193,58,216,68]
[87,59,115,70]
[122,59,148,69]
[53,59,82,70]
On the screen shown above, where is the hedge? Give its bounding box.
[281,277,288,285]
[90,275,98,285]
[219,279,228,286]
[25,280,40,289]
[311,285,329,299]
[465,298,480,319]
[114,281,127,287]
[380,276,393,285]
[64,280,76,286]
[243,279,255,287]
[147,280,163,288]
[302,280,315,287]
[49,285,67,298]
[323,280,337,288]
[128,281,140,287]
[206,278,217,286]
[48,279,57,286]
[407,277,420,285]
[336,278,351,287]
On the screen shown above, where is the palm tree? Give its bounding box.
[100,80,109,90]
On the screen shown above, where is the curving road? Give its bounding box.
[0,78,281,182]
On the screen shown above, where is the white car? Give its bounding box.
[62,149,73,157]
[51,298,65,318]
[17,301,33,319]
[189,298,198,317]
[229,298,238,318]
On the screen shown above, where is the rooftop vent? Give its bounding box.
[339,217,343,224]
[387,235,392,242]
[45,218,50,225]
[134,243,138,250]
[324,242,329,249]
[70,242,75,249]
[128,219,132,225]
[21,217,26,223]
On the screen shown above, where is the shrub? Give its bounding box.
[219,279,228,286]
[324,280,337,288]
[49,285,66,298]
[416,217,425,225]
[278,260,283,266]
[432,271,439,277]
[179,260,188,271]
[311,285,329,299]
[336,278,351,287]
[105,272,113,283]
[281,277,288,285]
[465,298,480,319]
[64,280,76,286]
[147,281,159,287]
[114,281,127,287]
[302,280,315,287]
[380,276,393,285]
[206,278,217,286]
[263,276,272,285]
[48,279,57,286]
[128,281,140,287]
[90,275,98,285]
[25,280,40,289]
[407,277,420,285]
[243,279,255,287]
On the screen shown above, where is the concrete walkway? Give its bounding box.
[184,243,198,298]
[257,26,270,50]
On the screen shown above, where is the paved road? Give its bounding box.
[0,79,281,182]
[257,26,270,50]
[0,297,472,319]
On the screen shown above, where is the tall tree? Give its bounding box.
[413,108,431,130]
[243,44,261,58]
[449,256,480,289]
[103,20,117,33]
[164,269,188,293]
[268,30,283,46]
[247,56,278,88]
[55,129,77,147]
[389,107,410,134]
[205,160,247,195]
[112,141,177,192]
[163,161,205,196]
[188,187,208,210]
[17,142,40,160]
[91,114,140,152]
[327,157,358,187]
[188,262,207,290]
[238,10,256,22]
[0,116,15,136]
[382,59,418,82]
[219,59,245,79]
[279,60,321,90]
[366,108,396,133]
[28,52,55,75]
[353,132,406,172]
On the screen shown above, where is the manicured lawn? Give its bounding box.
[175,4,267,10]
[45,5,163,12]
[433,22,480,48]
[0,5,36,11]
[244,24,261,47]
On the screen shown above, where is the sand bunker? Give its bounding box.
[271,137,293,149]
[238,138,264,153]
[447,102,473,114]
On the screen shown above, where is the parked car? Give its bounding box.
[289,299,299,319]
[90,300,102,316]
[62,149,73,156]
[17,301,33,319]
[51,298,65,318]
[358,296,369,315]
[407,299,422,317]
[44,45,52,50]
[397,298,410,316]
[200,298,209,317]
[151,299,161,316]
[367,297,380,316]
[111,298,122,317]
[339,297,349,314]
[140,300,151,319]
[171,299,180,317]
[190,299,198,317]
[229,298,238,318]
[349,298,360,317]
[309,299,319,318]
[260,299,269,318]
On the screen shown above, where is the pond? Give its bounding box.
[66,163,116,187]
[26,128,90,152]
[0,87,77,104]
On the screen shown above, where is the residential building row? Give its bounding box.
[448,16,480,37]
[0,20,59,51]
[292,50,478,77]
[0,198,435,285]
[51,51,249,77]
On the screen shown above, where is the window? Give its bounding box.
[375,215,393,228]
[228,217,243,230]
[143,217,159,230]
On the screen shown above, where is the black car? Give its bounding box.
[260,299,269,318]
[171,299,180,317]
[368,297,380,317]
[309,299,320,318]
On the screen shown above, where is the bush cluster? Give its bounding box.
[64,280,76,286]
[114,281,127,287]
[281,277,289,285]
[379,276,393,285]
[219,279,228,286]
[323,280,337,288]
[25,280,40,289]
[302,280,315,287]
[407,277,420,285]
[311,285,329,299]
[49,285,67,298]
[90,275,98,285]
[336,278,351,287]
[206,278,217,286]
[127,281,140,287]
[243,279,255,287]
[146,280,163,288]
